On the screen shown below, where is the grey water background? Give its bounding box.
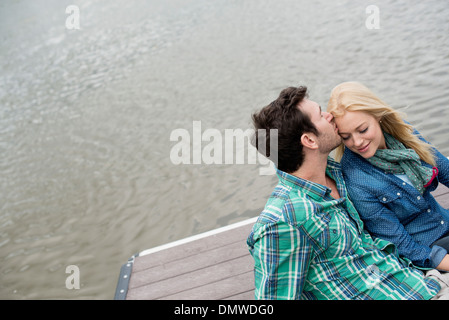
[1,0,448,299]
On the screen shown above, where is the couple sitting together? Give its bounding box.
[247,82,449,300]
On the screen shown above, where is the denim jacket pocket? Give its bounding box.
[376,190,421,223]
[377,192,401,204]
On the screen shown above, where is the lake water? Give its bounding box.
[1,0,448,299]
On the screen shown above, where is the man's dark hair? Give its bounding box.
[251,86,318,173]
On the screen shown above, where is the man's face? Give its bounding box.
[298,99,342,153]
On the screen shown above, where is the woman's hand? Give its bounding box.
[436,254,449,271]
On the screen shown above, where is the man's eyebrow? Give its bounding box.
[318,105,322,115]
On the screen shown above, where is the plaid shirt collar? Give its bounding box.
[276,157,344,201]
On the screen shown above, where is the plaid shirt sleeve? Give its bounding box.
[250,219,314,300]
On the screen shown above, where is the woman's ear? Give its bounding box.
[300,133,318,150]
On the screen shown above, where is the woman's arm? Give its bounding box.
[413,126,449,187]
[433,147,449,187]
[347,184,447,269]
[436,254,449,271]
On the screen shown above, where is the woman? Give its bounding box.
[327,81,449,271]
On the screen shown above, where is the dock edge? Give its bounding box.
[113,216,258,300]
[114,254,137,300]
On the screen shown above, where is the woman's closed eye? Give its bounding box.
[340,127,368,141]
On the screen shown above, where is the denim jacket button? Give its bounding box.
[417,196,421,200]
[382,197,387,202]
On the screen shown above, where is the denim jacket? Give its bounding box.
[341,128,449,269]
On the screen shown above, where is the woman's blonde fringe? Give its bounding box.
[328,82,436,166]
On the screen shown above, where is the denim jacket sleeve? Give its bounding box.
[432,146,449,187]
[345,182,446,269]
[413,127,449,187]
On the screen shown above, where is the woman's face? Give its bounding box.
[334,110,386,159]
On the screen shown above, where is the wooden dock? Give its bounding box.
[115,183,449,300]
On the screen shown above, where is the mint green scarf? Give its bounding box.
[366,132,438,194]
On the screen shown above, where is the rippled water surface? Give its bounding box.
[1,0,448,299]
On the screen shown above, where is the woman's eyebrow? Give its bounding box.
[338,122,367,134]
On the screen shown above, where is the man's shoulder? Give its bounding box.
[257,183,317,227]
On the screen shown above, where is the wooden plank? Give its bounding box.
[128,240,250,290]
[125,218,256,300]
[126,255,253,300]
[436,195,449,209]
[160,271,254,300]
[432,183,449,197]
[224,290,255,300]
[132,218,256,273]
[433,184,449,208]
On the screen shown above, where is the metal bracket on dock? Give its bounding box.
[114,254,138,300]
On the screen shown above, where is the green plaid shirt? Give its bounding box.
[247,158,440,300]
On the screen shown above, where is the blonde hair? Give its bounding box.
[327,81,436,165]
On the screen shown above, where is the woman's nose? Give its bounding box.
[354,135,364,147]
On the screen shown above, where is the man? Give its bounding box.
[246,85,441,300]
